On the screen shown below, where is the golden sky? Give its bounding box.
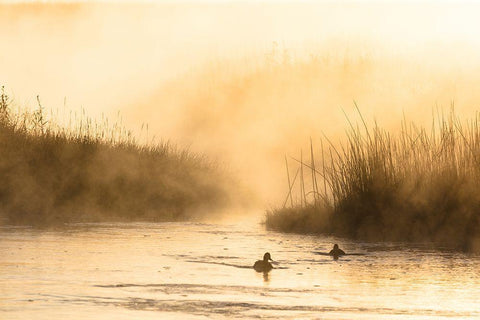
[2,1,480,203]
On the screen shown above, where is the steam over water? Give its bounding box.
[1,220,479,319]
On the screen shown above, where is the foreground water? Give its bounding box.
[1,219,479,319]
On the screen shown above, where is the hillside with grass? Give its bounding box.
[0,88,234,225]
[266,108,480,252]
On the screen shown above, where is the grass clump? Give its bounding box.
[0,87,233,225]
[267,106,480,252]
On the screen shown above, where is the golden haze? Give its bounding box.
[2,2,480,205]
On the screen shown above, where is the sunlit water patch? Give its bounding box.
[1,221,479,319]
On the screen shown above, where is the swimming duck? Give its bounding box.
[253,252,273,272]
[328,244,346,259]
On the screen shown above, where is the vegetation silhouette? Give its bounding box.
[267,108,480,253]
[0,87,234,226]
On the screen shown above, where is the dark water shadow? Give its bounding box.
[186,260,252,269]
[313,252,367,256]
[94,283,314,295]
[186,260,289,270]
[163,253,289,270]
[51,290,479,319]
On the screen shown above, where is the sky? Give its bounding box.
[2,1,480,204]
[2,1,480,114]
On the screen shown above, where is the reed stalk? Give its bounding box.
[269,108,480,252]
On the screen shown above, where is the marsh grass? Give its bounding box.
[267,106,480,252]
[0,87,232,225]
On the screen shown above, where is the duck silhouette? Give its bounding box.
[329,244,346,260]
[253,252,273,272]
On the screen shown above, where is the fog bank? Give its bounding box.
[2,1,480,205]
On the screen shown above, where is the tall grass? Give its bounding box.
[0,87,233,225]
[267,106,480,252]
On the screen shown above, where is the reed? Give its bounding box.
[267,107,480,252]
[0,87,233,225]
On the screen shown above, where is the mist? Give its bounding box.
[2,1,480,207]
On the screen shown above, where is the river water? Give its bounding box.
[1,220,479,319]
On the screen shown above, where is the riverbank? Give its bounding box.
[0,88,234,225]
[266,110,480,253]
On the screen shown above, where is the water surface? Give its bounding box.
[1,221,479,319]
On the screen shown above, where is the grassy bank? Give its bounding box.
[0,88,233,225]
[266,108,480,252]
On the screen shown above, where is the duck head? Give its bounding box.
[263,252,272,262]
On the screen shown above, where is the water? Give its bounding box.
[1,220,479,319]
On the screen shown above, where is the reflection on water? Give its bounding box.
[0,221,479,319]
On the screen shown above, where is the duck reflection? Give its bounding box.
[262,271,270,282]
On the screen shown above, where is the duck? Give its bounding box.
[253,252,273,272]
[328,244,346,260]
